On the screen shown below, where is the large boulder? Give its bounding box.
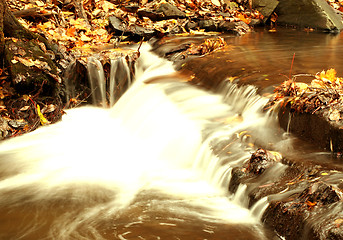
[275,0,343,31]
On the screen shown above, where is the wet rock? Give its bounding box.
[263,200,309,239]
[226,147,343,239]
[275,0,343,31]
[244,148,281,174]
[263,194,343,239]
[298,181,342,205]
[278,104,343,152]
[156,2,186,19]
[228,167,246,194]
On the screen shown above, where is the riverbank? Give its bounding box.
[1,0,343,138]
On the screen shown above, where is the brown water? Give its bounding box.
[154,28,343,93]
[1,29,343,240]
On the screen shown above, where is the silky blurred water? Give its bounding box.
[1,29,342,239]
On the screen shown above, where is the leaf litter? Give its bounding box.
[2,0,343,138]
[266,68,343,122]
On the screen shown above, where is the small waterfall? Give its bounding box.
[109,57,131,106]
[0,45,287,239]
[87,57,107,106]
[86,54,135,107]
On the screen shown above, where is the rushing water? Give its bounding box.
[0,30,342,239]
[0,44,282,239]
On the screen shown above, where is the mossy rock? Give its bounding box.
[4,38,61,97]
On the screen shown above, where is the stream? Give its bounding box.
[0,29,342,240]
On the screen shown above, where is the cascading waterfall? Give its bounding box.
[87,55,133,107]
[87,57,107,106]
[0,45,288,240]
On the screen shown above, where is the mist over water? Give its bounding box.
[0,46,281,239]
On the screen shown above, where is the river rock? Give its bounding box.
[275,0,343,31]
[244,148,281,174]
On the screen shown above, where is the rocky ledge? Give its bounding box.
[229,148,343,240]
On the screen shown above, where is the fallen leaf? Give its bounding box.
[36,104,50,125]
[66,27,76,37]
[305,201,317,208]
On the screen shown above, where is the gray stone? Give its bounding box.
[275,0,343,31]
[157,2,186,19]
[252,0,279,21]
[218,20,250,35]
[199,19,217,31]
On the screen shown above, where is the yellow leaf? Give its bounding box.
[36,104,50,125]
[317,68,337,84]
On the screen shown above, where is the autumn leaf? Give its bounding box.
[66,27,76,37]
[317,68,337,83]
[36,104,50,125]
[305,200,317,208]
[237,13,251,25]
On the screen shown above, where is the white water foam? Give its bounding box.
[0,46,281,239]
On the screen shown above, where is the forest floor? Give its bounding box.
[0,0,343,138]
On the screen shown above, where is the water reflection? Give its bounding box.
[155,28,343,93]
